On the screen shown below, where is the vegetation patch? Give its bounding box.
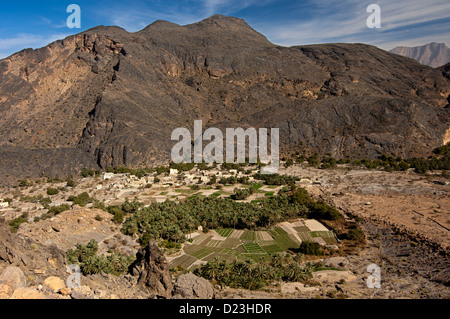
[66,240,134,276]
[194,255,313,290]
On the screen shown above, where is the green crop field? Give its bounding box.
[268,227,300,250]
[209,191,223,198]
[251,184,263,191]
[242,242,266,254]
[293,226,310,232]
[170,254,197,269]
[240,230,256,241]
[297,231,314,242]
[205,239,223,248]
[216,228,234,237]
[191,248,216,259]
[261,244,284,254]
[221,237,241,248]
[171,219,338,270]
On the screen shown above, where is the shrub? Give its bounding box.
[309,202,343,221]
[67,192,93,207]
[113,210,125,224]
[81,168,95,178]
[285,158,294,168]
[66,176,76,188]
[66,239,134,276]
[46,188,59,196]
[41,204,70,220]
[39,197,52,209]
[92,200,107,211]
[9,213,28,233]
[231,187,255,200]
[298,242,324,255]
[345,226,365,242]
[18,180,30,187]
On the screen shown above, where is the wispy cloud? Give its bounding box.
[202,0,275,16]
[1,0,448,58]
[260,0,450,49]
[0,33,70,59]
[94,2,201,32]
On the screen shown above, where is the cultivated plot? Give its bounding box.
[169,218,337,269]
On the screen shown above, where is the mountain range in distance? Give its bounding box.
[0,14,449,182]
[389,42,450,68]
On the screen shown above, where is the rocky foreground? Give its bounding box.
[0,201,448,299]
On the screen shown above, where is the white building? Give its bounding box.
[0,202,9,208]
[200,176,209,183]
[170,169,179,176]
[103,173,115,180]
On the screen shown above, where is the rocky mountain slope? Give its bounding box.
[390,42,450,68]
[0,15,449,181]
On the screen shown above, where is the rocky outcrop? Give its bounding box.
[172,273,215,299]
[0,219,30,266]
[129,241,173,298]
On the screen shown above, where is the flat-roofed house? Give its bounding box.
[0,202,9,208]
[103,173,115,180]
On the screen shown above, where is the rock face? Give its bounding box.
[390,42,450,68]
[173,273,215,299]
[0,218,67,282]
[0,219,30,266]
[0,15,449,182]
[0,266,26,298]
[129,241,173,298]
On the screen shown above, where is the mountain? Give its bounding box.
[389,42,450,68]
[0,15,449,182]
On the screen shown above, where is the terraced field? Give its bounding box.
[169,218,338,269]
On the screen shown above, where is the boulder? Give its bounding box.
[43,276,66,293]
[10,288,46,299]
[0,266,26,298]
[129,241,173,298]
[172,273,215,299]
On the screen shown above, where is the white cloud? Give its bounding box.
[0,33,71,60]
[260,0,450,48]
[202,0,275,16]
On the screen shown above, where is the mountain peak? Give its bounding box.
[390,42,450,68]
[190,14,254,30]
[199,14,247,24]
[137,14,271,46]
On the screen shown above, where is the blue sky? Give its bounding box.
[0,0,449,59]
